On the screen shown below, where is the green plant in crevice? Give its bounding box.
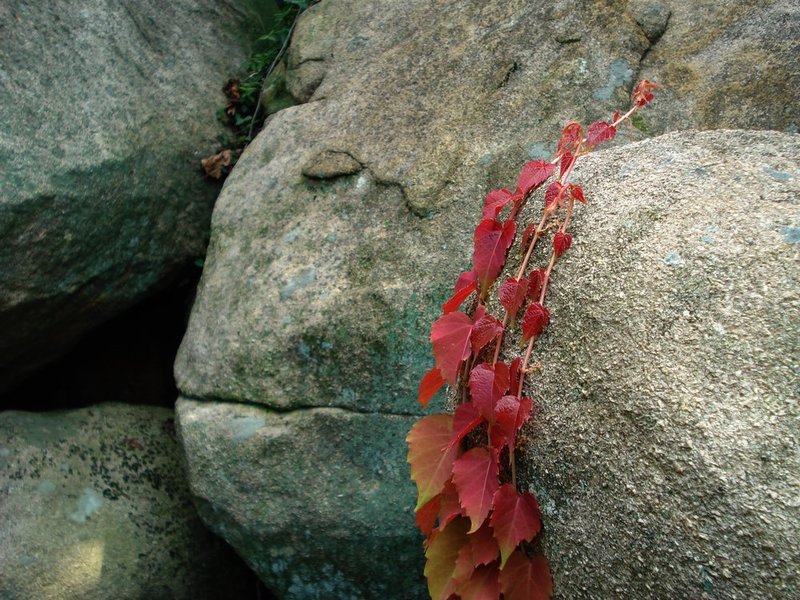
[203,0,315,179]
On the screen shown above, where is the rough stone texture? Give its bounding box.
[640,0,799,135]
[173,0,799,596]
[0,403,253,600]
[516,130,799,599]
[176,398,426,599]
[0,0,263,392]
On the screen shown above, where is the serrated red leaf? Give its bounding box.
[521,302,550,340]
[456,562,502,600]
[470,308,504,355]
[516,160,555,196]
[499,551,552,600]
[612,109,621,123]
[418,367,445,408]
[586,120,616,146]
[490,395,532,450]
[498,277,529,321]
[469,362,510,420]
[557,121,583,156]
[451,401,483,448]
[442,271,478,314]
[544,181,564,208]
[490,485,542,568]
[482,188,514,219]
[451,521,503,590]
[452,447,500,533]
[568,183,586,205]
[431,311,473,384]
[553,231,572,258]
[471,521,501,568]
[473,218,516,293]
[632,79,660,107]
[436,479,465,534]
[416,493,442,536]
[559,152,574,178]
[527,269,545,302]
[407,414,459,509]
[425,517,470,600]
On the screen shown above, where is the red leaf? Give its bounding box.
[418,367,445,408]
[568,183,586,205]
[451,401,483,447]
[544,181,564,208]
[498,277,529,322]
[470,307,504,355]
[521,302,550,340]
[499,551,553,600]
[553,232,572,258]
[425,517,470,600]
[469,363,510,420]
[586,120,616,146]
[559,152,574,178]
[469,521,501,567]
[442,271,478,314]
[431,311,473,385]
[490,395,533,450]
[452,447,500,533]
[490,485,542,567]
[612,109,621,123]
[416,494,442,536]
[436,479,465,534]
[557,121,583,156]
[456,562,501,600]
[632,79,660,106]
[516,160,555,196]
[482,189,514,219]
[508,358,522,398]
[473,218,516,293]
[407,414,459,509]
[527,269,546,302]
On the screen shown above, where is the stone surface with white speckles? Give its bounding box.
[0,403,251,600]
[516,129,799,599]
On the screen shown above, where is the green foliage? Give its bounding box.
[221,0,314,149]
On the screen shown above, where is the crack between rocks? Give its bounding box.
[179,391,422,418]
[630,10,671,96]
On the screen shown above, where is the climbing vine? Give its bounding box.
[407,80,660,599]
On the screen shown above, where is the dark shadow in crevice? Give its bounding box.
[0,265,199,412]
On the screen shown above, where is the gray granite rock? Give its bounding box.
[172,0,799,595]
[0,0,262,391]
[0,403,252,600]
[176,398,426,599]
[516,130,799,599]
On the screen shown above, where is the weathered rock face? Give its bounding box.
[0,0,263,391]
[173,0,798,596]
[0,403,253,600]
[517,130,799,599]
[177,399,425,599]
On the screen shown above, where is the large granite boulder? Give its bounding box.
[0,0,264,391]
[174,0,798,596]
[518,129,799,599]
[0,403,253,600]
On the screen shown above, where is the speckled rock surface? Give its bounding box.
[0,0,262,392]
[515,130,799,599]
[172,0,798,595]
[176,398,426,599]
[0,403,252,600]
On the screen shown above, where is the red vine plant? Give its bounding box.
[406,80,659,599]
